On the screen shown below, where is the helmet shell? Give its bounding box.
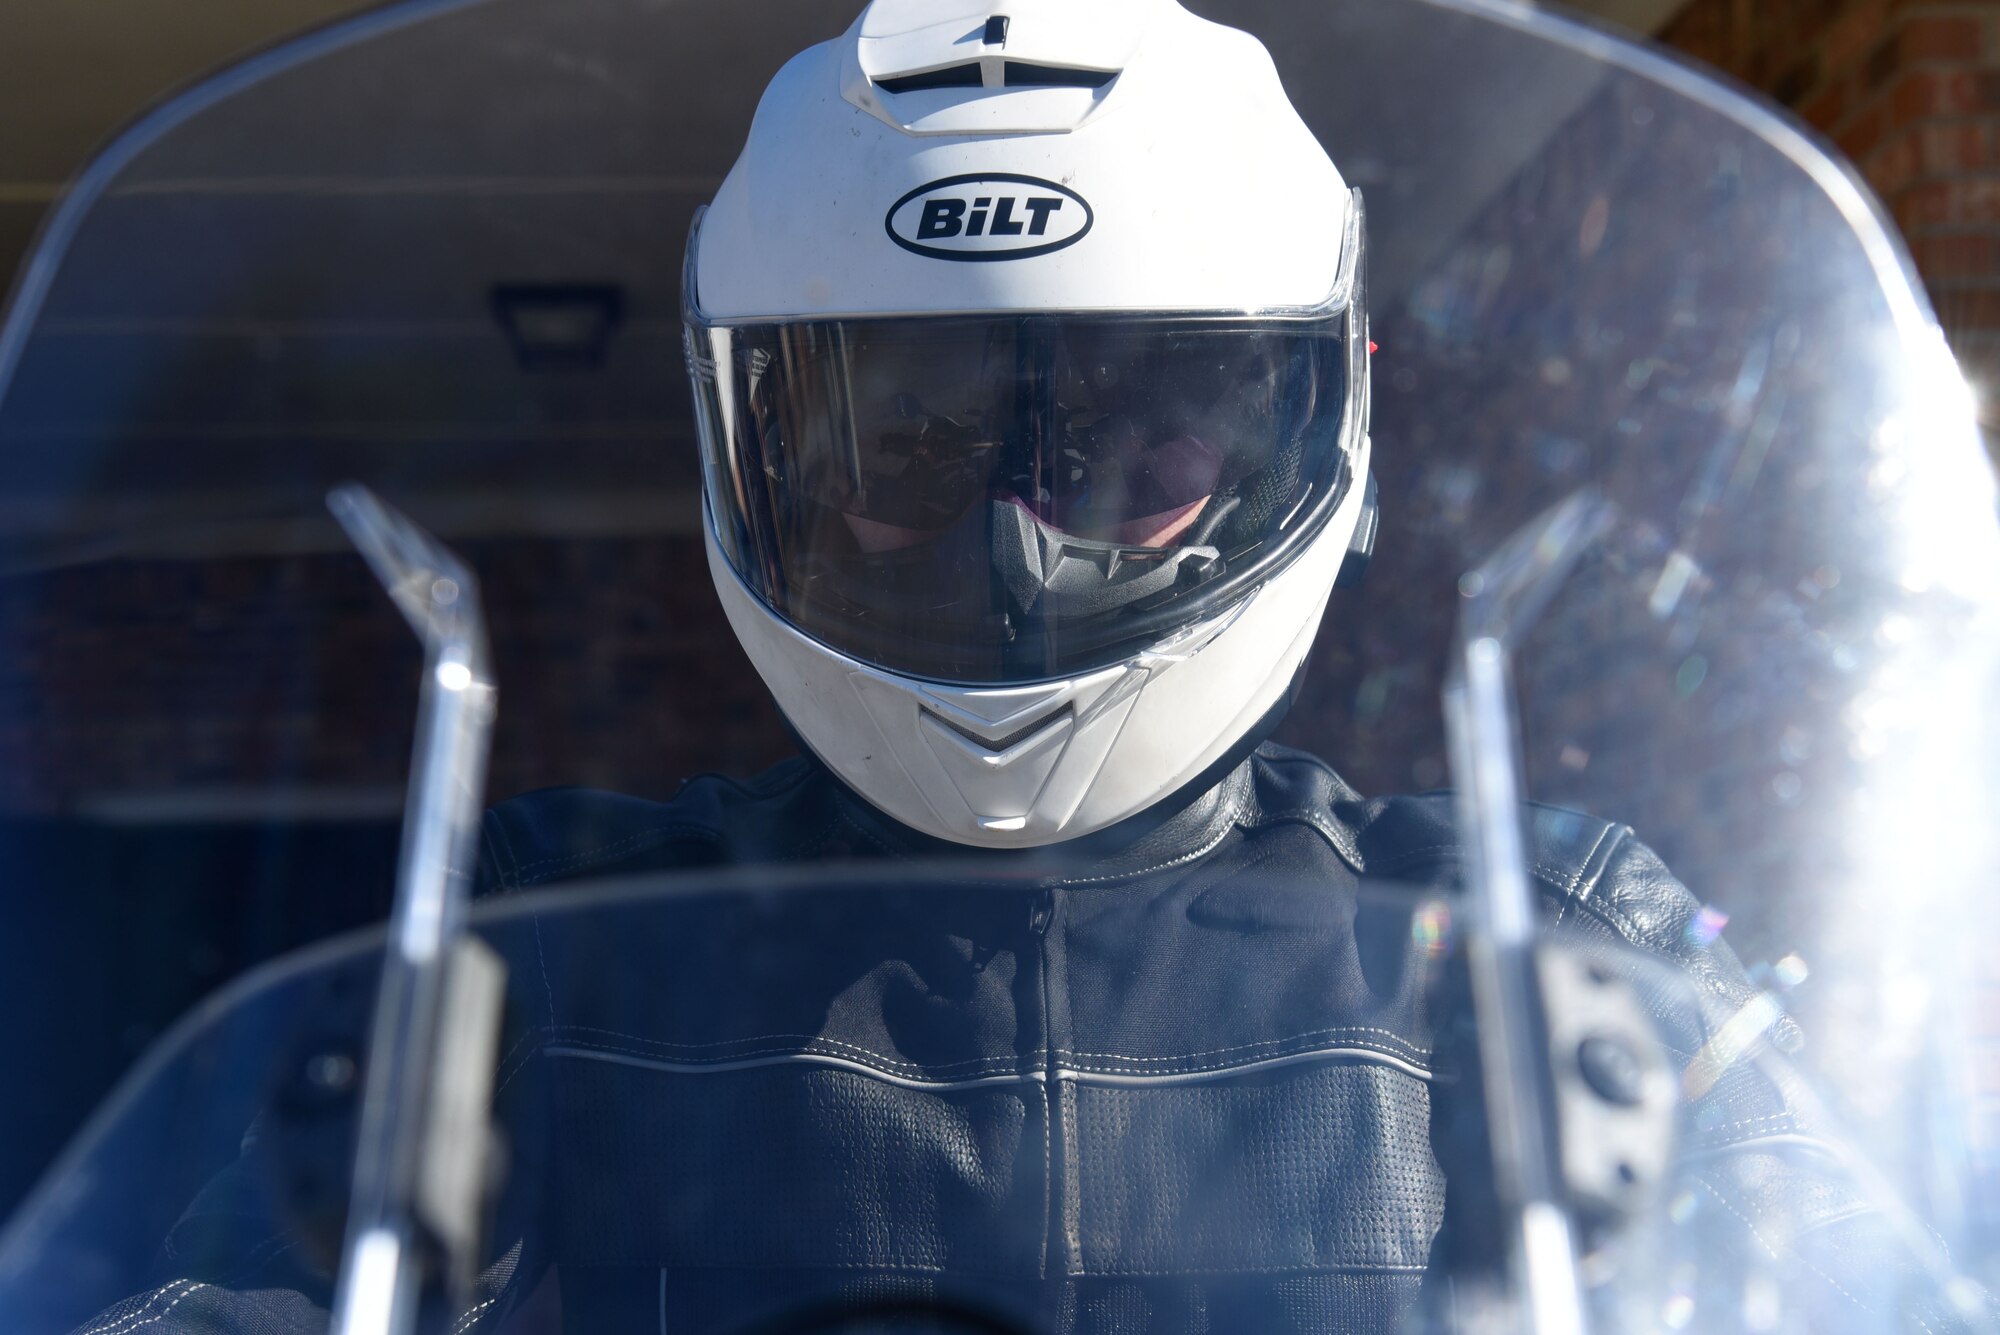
[693,0,1349,320]
[705,439,1370,847]
[687,0,1369,846]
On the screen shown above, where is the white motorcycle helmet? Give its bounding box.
[684,0,1375,848]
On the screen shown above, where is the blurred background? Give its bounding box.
[12,0,2000,427]
[15,0,2000,429]
[0,0,1995,1236]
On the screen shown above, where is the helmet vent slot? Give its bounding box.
[874,62,1117,95]
[875,64,984,94]
[1003,62,1116,89]
[924,704,1074,754]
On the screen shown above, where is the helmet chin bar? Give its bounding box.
[704,442,1370,849]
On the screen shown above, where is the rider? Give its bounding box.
[73,1,1956,1332]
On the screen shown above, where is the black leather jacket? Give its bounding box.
[71,744,1960,1333]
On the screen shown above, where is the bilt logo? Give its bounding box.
[885,173,1092,262]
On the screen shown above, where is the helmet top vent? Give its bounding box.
[874,61,1117,95]
[843,0,1153,132]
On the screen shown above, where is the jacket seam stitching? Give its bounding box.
[1057,1025,1429,1062]
[1791,1202,1881,1237]
[1694,1178,1878,1318]
[1248,807,1367,872]
[545,1025,1039,1075]
[484,811,522,889]
[1049,791,1247,886]
[1557,822,1616,924]
[1055,1040,1432,1076]
[75,1282,209,1335]
[1695,1111,1804,1137]
[490,1026,545,1103]
[1573,822,1625,899]
[543,1035,1041,1081]
[480,818,516,892]
[533,1032,1435,1081]
[513,822,721,883]
[1076,1261,1430,1277]
[533,914,558,1026]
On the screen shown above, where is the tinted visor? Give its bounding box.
[688,311,1359,683]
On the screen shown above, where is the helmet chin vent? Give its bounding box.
[874,61,1117,95]
[923,703,1074,753]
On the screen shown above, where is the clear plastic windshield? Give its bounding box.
[1,0,1997,1332]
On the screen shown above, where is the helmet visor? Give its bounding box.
[686,308,1361,683]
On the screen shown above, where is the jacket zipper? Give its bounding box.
[1029,882,1066,1303]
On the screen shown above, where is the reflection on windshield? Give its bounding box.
[0,0,1997,1331]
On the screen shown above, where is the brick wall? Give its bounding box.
[0,536,798,817]
[1662,0,2000,426]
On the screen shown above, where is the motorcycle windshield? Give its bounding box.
[2,0,1997,1333]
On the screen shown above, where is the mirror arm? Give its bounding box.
[326,484,502,1335]
[1442,488,1617,1335]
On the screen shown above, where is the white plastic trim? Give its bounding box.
[705,438,1370,849]
[696,0,1346,317]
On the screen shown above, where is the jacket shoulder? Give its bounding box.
[1250,743,1706,958]
[1364,791,1725,970]
[477,755,824,892]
